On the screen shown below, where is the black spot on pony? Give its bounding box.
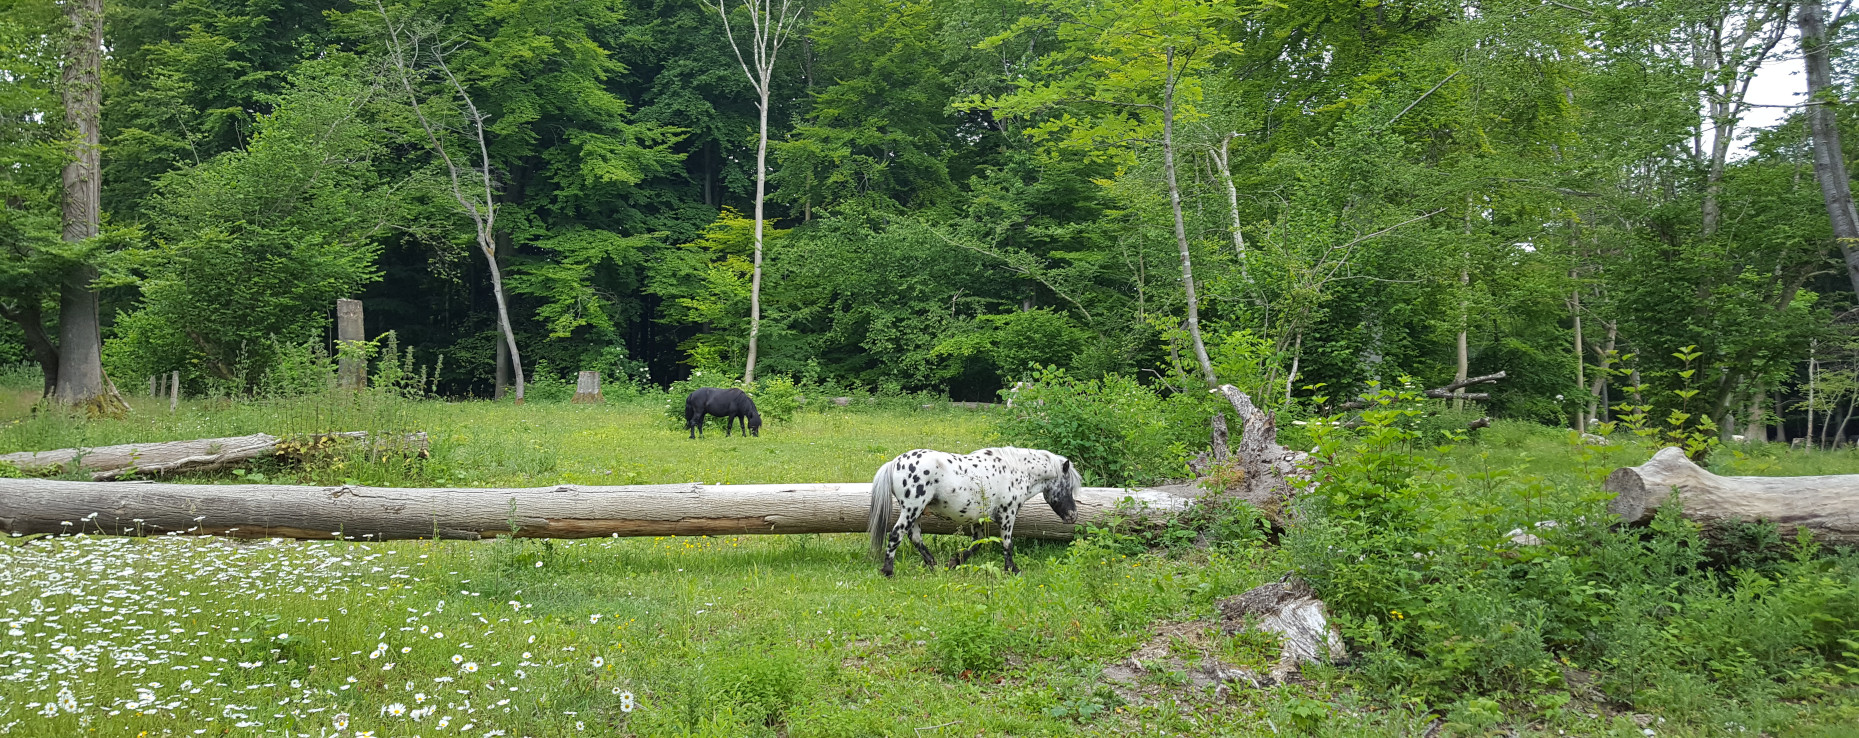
[684,387,763,439]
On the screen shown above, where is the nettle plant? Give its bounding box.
[1595,345,1719,462]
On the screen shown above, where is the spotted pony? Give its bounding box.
[866,447,1081,576]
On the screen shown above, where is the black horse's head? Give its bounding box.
[748,410,763,437]
[1044,456,1080,524]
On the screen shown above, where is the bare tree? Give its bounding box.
[376,2,525,403]
[1798,0,1859,299]
[705,0,802,383]
[52,0,123,413]
[1689,1,1793,237]
[1160,47,1217,388]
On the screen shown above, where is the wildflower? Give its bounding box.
[415,693,427,703]
[620,691,634,712]
[437,716,451,729]
[386,703,407,717]
[452,654,464,665]
[576,722,585,731]
[383,662,395,671]
[588,614,600,624]
[333,713,350,730]
[591,656,604,668]
[355,732,376,738]
[420,625,430,634]
[526,635,535,644]
[461,662,478,674]
[401,646,412,654]
[521,652,532,659]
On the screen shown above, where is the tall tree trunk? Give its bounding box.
[1587,322,1616,429]
[1799,0,1859,298]
[1455,198,1473,410]
[1162,47,1216,387]
[1571,287,1585,432]
[484,239,524,404]
[52,0,115,412]
[493,325,509,400]
[0,303,59,396]
[1808,341,1819,448]
[745,89,768,383]
[1746,387,1766,442]
[1210,135,1252,287]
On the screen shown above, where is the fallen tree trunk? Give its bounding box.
[0,432,430,481]
[1605,446,1859,544]
[0,479,1191,541]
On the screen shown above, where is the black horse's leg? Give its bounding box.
[999,507,1021,574]
[687,411,697,439]
[725,415,735,437]
[906,524,936,568]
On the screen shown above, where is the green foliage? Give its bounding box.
[995,366,1205,485]
[709,647,804,725]
[106,58,395,391]
[1287,383,1859,713]
[746,376,800,423]
[522,360,578,404]
[929,603,1008,676]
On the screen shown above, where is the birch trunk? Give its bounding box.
[0,480,1192,542]
[1162,47,1216,387]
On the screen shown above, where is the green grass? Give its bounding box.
[4,383,1859,736]
[0,391,1000,488]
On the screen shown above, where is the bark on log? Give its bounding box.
[1212,385,1312,517]
[0,432,430,481]
[0,480,1191,541]
[1605,446,1859,544]
[1218,576,1348,684]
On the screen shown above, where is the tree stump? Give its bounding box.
[336,298,365,390]
[572,371,602,404]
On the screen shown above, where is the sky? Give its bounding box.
[1735,35,1806,157]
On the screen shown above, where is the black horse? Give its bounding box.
[685,387,763,438]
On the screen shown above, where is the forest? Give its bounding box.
[3,0,1855,442]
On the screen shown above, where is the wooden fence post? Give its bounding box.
[169,371,179,412]
[149,376,158,397]
[572,371,603,404]
[336,299,365,390]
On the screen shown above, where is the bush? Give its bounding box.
[710,647,804,725]
[522,360,576,403]
[995,367,1208,485]
[929,603,1008,676]
[746,375,800,423]
[1286,382,1859,713]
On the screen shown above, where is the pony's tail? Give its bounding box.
[868,460,896,560]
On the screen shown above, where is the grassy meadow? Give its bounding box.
[3,373,1859,737]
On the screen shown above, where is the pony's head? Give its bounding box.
[1043,455,1080,524]
[748,411,763,437]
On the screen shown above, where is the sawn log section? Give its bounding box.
[0,480,1192,541]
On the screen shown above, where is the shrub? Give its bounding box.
[522,360,576,403]
[929,603,1008,675]
[1286,382,1859,713]
[710,647,803,725]
[995,366,1206,485]
[746,375,799,423]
